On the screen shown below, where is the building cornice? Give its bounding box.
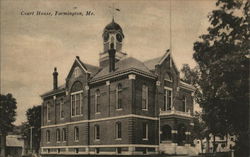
[90,68,156,84]
[179,81,196,91]
[41,114,159,129]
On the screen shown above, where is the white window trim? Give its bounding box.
[164,78,173,83]
[94,125,100,141]
[184,96,187,112]
[74,127,79,142]
[71,91,84,117]
[47,103,51,122]
[142,85,148,111]
[95,90,101,114]
[56,129,60,143]
[62,129,66,142]
[46,130,50,143]
[59,99,64,120]
[115,122,122,140]
[164,87,173,110]
[116,85,122,110]
[142,123,148,141]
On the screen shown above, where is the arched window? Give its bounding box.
[95,89,101,113]
[116,84,122,109]
[62,128,67,142]
[94,125,100,140]
[56,129,60,142]
[115,122,122,139]
[47,102,51,122]
[71,81,83,117]
[142,85,148,110]
[74,127,79,141]
[46,130,50,143]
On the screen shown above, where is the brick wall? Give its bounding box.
[89,77,132,120]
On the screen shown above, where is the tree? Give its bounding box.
[180,64,202,106]
[0,93,17,157]
[193,0,249,156]
[25,105,41,154]
[180,64,212,153]
[193,112,210,153]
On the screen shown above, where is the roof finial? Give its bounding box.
[109,3,120,23]
[112,3,115,22]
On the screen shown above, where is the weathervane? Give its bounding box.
[109,3,120,21]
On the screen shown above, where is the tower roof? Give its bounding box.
[103,19,124,37]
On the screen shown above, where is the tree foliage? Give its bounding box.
[0,93,17,134]
[25,105,41,154]
[0,93,17,157]
[193,0,249,156]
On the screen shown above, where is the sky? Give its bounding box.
[0,0,217,125]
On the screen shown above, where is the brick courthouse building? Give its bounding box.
[40,19,196,155]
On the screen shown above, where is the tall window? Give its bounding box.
[74,127,79,141]
[46,130,50,142]
[59,99,64,119]
[95,89,101,113]
[47,102,51,122]
[142,123,148,140]
[164,88,172,111]
[56,129,60,142]
[182,96,186,112]
[62,128,67,142]
[94,125,100,140]
[81,93,83,115]
[142,85,148,110]
[115,122,122,139]
[116,84,122,109]
[71,92,83,117]
[75,94,80,115]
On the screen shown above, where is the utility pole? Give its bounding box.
[30,126,34,154]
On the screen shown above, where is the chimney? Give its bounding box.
[53,67,58,90]
[108,43,116,72]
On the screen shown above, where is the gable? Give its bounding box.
[66,59,87,81]
[66,57,99,81]
[158,50,179,75]
[144,50,179,74]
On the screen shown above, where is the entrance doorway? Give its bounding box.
[161,125,172,142]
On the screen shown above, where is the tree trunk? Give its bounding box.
[206,136,210,153]
[0,134,6,157]
[213,135,216,153]
[200,138,203,154]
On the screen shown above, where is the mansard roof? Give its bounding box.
[90,57,156,83]
[40,84,66,98]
